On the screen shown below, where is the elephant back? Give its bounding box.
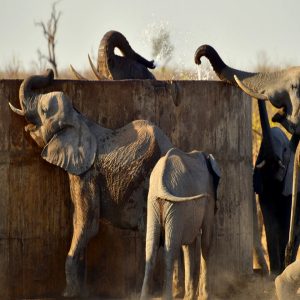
[151,148,217,202]
[98,120,161,205]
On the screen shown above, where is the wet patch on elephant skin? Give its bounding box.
[118,184,149,231]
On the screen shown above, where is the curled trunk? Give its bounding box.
[10,69,54,123]
[194,44,259,84]
[98,30,155,79]
[195,45,276,157]
[194,44,280,99]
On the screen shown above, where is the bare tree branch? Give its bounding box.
[35,1,62,77]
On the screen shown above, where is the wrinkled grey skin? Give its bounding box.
[71,30,156,80]
[9,70,173,297]
[195,45,300,136]
[195,44,300,275]
[140,148,220,300]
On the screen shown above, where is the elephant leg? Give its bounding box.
[163,212,181,300]
[64,173,100,297]
[275,260,300,300]
[199,199,214,300]
[276,202,290,273]
[141,197,161,300]
[253,195,269,274]
[163,244,180,300]
[182,240,197,300]
[291,236,300,263]
[292,224,300,263]
[291,196,300,262]
[172,250,184,298]
[259,198,282,275]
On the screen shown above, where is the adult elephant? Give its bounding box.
[70,30,156,80]
[195,44,300,136]
[9,69,171,297]
[194,44,300,275]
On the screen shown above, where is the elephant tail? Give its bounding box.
[150,148,213,202]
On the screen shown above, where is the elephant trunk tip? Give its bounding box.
[194,44,215,65]
[148,59,156,69]
[18,68,55,117]
[194,44,228,75]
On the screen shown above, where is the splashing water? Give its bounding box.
[196,61,216,81]
[197,65,201,80]
[142,21,217,80]
[143,21,174,68]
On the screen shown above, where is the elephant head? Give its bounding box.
[9,69,97,175]
[70,30,156,80]
[194,45,291,180]
[255,101,291,183]
[195,44,300,135]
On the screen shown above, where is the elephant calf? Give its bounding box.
[140,148,220,300]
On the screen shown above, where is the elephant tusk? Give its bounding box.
[88,54,107,80]
[278,160,286,169]
[256,160,266,169]
[8,102,25,116]
[69,64,88,80]
[234,75,268,100]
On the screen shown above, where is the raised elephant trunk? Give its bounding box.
[195,45,279,162]
[257,101,277,162]
[194,44,256,84]
[9,69,54,123]
[98,30,155,79]
[194,45,275,100]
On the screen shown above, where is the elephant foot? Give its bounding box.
[62,287,80,298]
[64,255,87,298]
[62,285,88,298]
[183,291,196,300]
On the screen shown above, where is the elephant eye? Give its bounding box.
[41,106,48,115]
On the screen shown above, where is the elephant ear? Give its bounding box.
[205,153,221,191]
[41,122,97,175]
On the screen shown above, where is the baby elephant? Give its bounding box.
[140,148,220,300]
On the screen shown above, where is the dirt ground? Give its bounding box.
[213,273,278,300]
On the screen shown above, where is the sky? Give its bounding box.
[1,0,300,75]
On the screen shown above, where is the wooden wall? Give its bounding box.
[0,79,253,298]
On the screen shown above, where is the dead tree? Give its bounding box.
[35,1,62,78]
